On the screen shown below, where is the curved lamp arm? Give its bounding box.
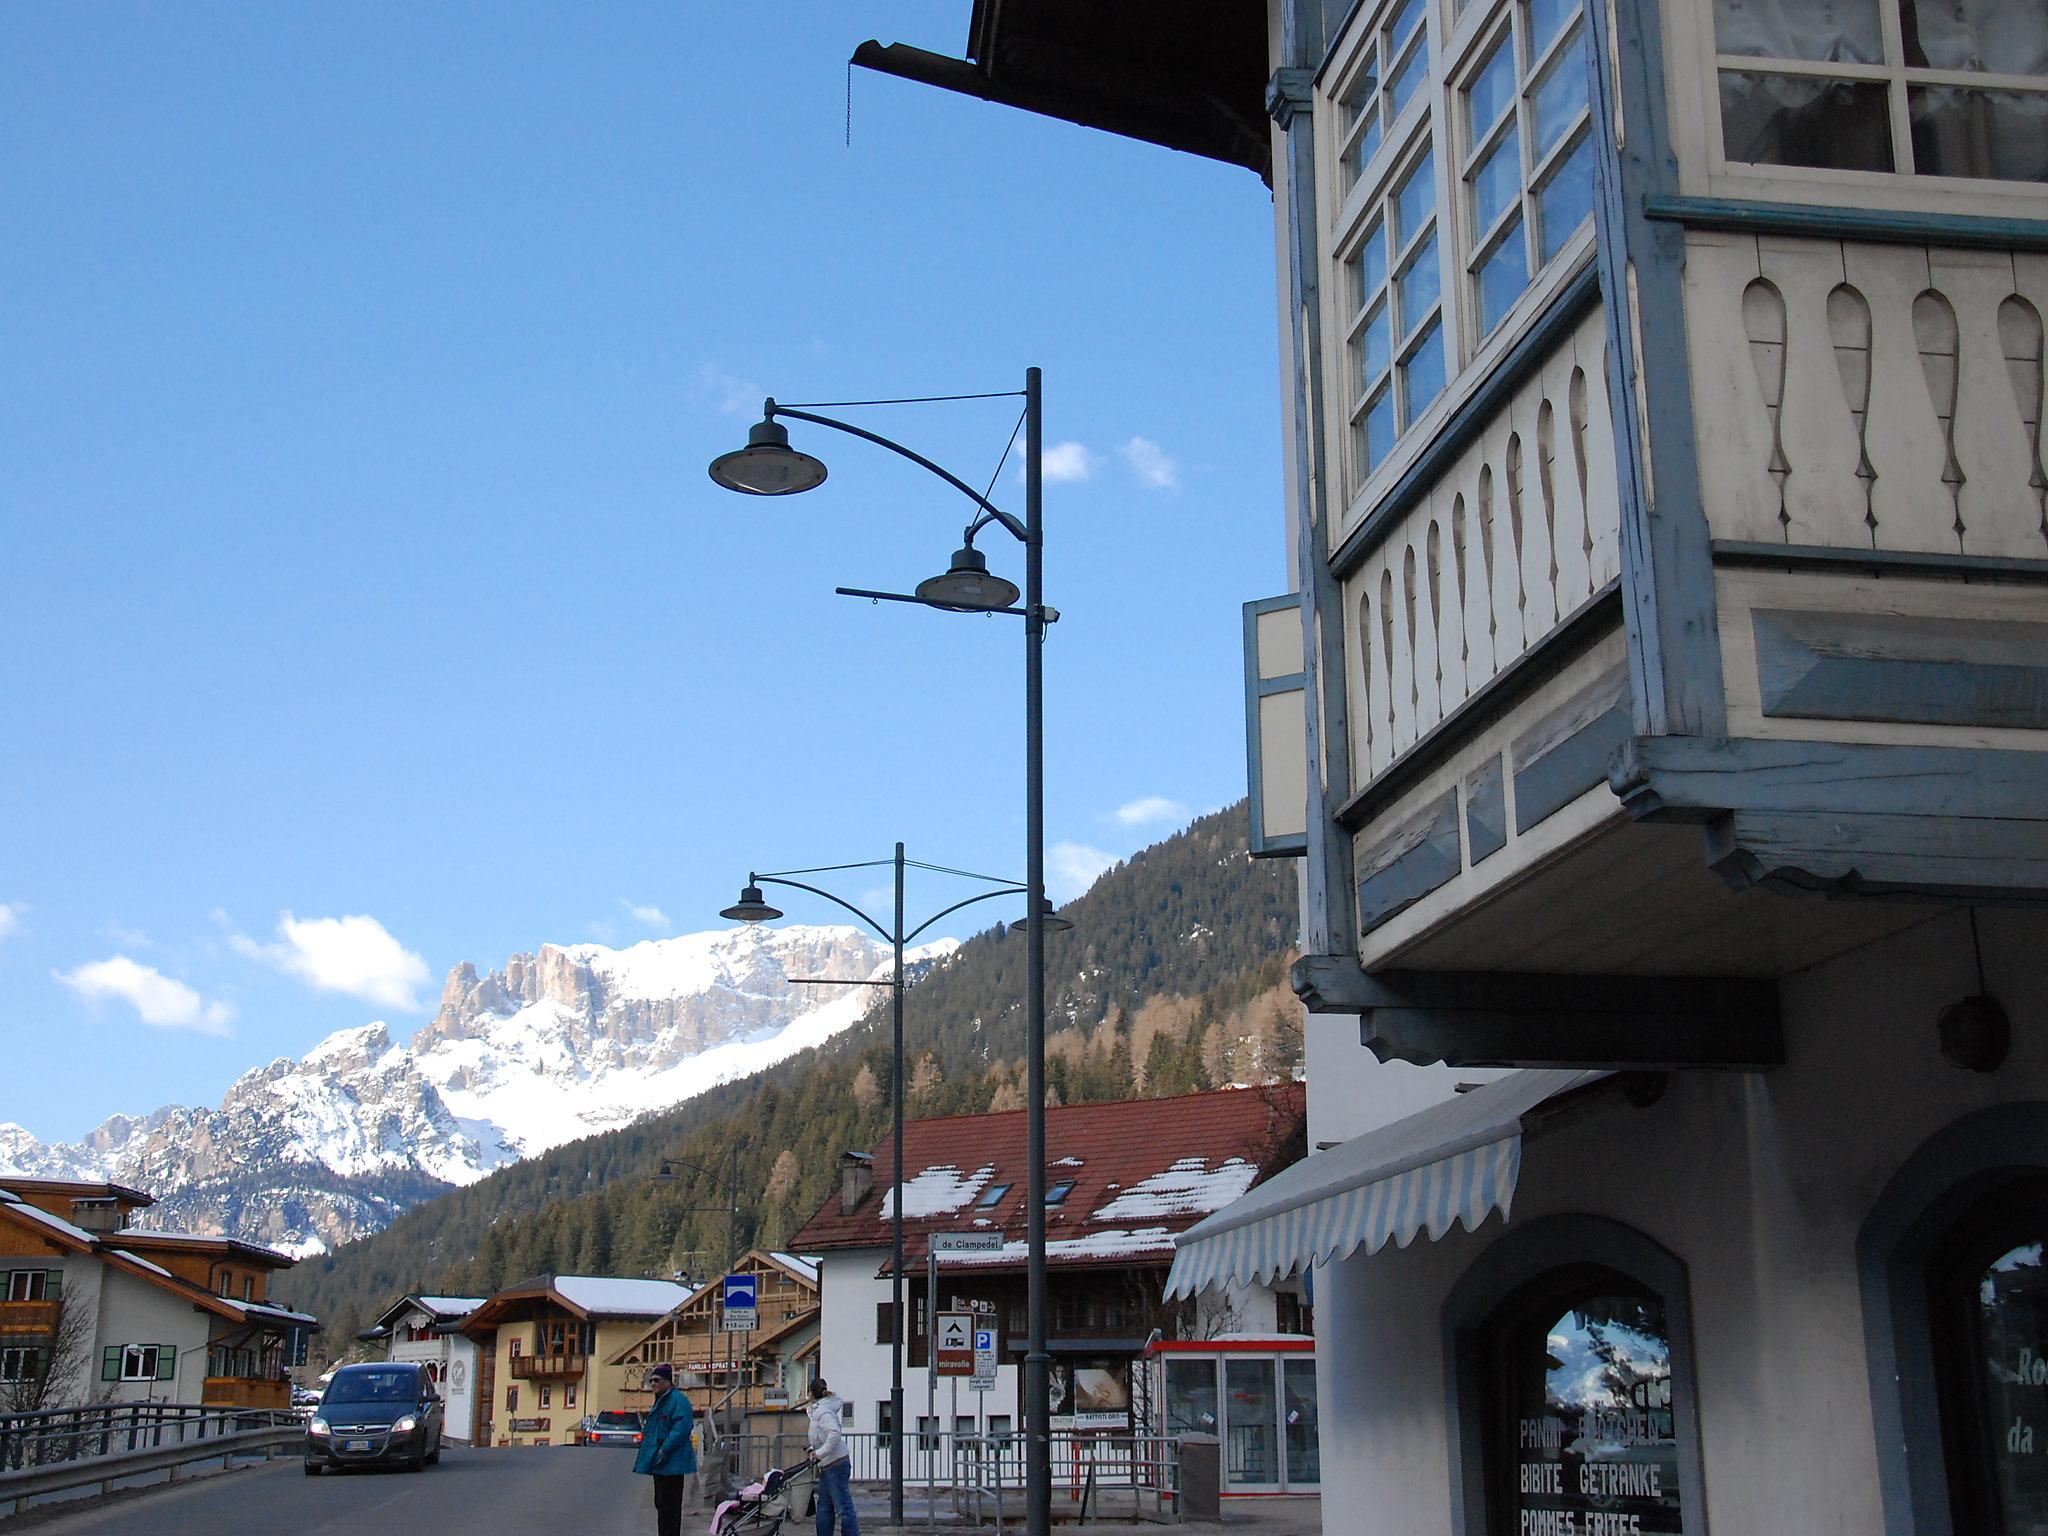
[768,402,1029,546]
[753,874,892,942]
[903,885,1027,946]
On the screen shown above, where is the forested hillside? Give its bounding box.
[276,803,1297,1352]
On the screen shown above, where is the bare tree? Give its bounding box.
[0,1282,99,1414]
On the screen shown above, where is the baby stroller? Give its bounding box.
[709,1458,813,1536]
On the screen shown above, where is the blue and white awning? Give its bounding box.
[1164,1069,1609,1299]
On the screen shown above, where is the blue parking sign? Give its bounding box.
[722,1273,758,1331]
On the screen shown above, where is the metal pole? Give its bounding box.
[890,840,907,1524]
[1022,364,1050,1536]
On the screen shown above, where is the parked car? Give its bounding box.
[290,1386,322,1419]
[305,1361,445,1474]
[583,1410,645,1447]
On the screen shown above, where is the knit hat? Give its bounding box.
[649,1363,674,1383]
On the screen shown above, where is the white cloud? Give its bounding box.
[1114,796,1188,828]
[55,956,234,1036]
[1040,442,1099,484]
[1120,437,1180,491]
[695,361,764,417]
[233,912,432,1011]
[621,900,672,933]
[0,903,23,942]
[1048,842,1118,903]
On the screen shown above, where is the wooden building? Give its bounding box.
[607,1249,820,1429]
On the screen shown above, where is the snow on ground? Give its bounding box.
[881,1164,997,1220]
[1090,1157,1260,1223]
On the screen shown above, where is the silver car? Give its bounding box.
[584,1409,645,1447]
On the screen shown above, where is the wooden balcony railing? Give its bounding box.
[200,1376,289,1411]
[0,1299,59,1336]
[506,1353,584,1379]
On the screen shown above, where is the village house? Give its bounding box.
[358,1293,486,1442]
[0,1176,315,1412]
[458,1274,691,1447]
[853,3,2048,1534]
[607,1249,820,1436]
[790,1083,1313,1484]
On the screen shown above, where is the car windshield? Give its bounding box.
[324,1369,418,1405]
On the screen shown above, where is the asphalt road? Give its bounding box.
[20,1442,666,1536]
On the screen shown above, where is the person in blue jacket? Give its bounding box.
[634,1363,697,1536]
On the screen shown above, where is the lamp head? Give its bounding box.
[1009,897,1074,935]
[720,883,785,924]
[915,543,1021,612]
[708,416,828,496]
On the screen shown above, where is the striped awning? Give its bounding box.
[1164,1069,1609,1299]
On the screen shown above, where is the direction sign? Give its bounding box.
[935,1310,974,1376]
[930,1231,1004,1255]
[721,1272,758,1332]
[971,1324,999,1391]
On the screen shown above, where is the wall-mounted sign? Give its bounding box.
[930,1231,1003,1254]
[510,1417,551,1433]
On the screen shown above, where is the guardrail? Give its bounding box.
[0,1421,301,1518]
[719,1429,1182,1526]
[0,1404,297,1474]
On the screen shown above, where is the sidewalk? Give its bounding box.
[859,1493,1323,1533]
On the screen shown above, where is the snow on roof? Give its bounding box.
[1090,1157,1260,1223]
[935,1228,1180,1266]
[880,1164,996,1220]
[768,1253,819,1283]
[224,1299,320,1326]
[415,1295,487,1317]
[114,1228,294,1264]
[0,1189,96,1245]
[110,1248,174,1278]
[1052,1157,1084,1168]
[553,1276,694,1316]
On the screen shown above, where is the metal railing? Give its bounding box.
[0,1419,301,1517]
[716,1429,1182,1526]
[0,1402,295,1475]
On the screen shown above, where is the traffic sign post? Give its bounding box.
[721,1272,758,1332]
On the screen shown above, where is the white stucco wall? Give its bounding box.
[1311,904,2048,1535]
[93,1266,213,1406]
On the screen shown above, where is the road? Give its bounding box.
[20,1442,663,1535]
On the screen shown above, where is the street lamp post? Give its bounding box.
[719,846,1065,1524]
[708,369,1056,1533]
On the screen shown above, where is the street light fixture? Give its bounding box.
[708,369,1058,1536]
[719,846,1047,1525]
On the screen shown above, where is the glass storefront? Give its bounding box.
[1938,1195,2048,1535]
[1157,1348,1320,1492]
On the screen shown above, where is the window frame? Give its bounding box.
[1668,0,2048,215]
[0,1346,45,1382]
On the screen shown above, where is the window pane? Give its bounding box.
[1527,0,1576,55]
[1467,32,1517,137]
[1910,86,2048,182]
[1364,388,1397,474]
[1224,1359,1279,1486]
[1478,220,1531,331]
[1390,35,1431,119]
[1403,321,1447,422]
[1359,222,1389,303]
[1536,134,1596,262]
[1901,0,2048,77]
[1387,0,1428,50]
[1352,109,1386,180]
[1967,1233,2048,1527]
[1712,0,1883,65]
[1363,299,1393,384]
[1718,72,1894,171]
[1472,126,1522,233]
[1398,233,1441,331]
[1533,29,1590,157]
[1506,1293,1682,1535]
[1394,151,1436,245]
[1282,1359,1321,1486]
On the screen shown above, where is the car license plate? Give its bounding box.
[346,1439,370,1452]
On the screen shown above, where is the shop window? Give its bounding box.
[1930,1182,2048,1532]
[1711,0,2047,181]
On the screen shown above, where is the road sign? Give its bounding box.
[935,1310,974,1376]
[970,1324,998,1391]
[930,1231,1003,1254]
[721,1272,758,1331]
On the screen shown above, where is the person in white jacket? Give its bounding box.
[804,1377,858,1536]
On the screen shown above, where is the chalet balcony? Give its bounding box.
[506,1352,585,1379]
[1282,236,2048,1068]
[201,1376,289,1411]
[0,1299,58,1337]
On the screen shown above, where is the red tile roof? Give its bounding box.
[789,1083,1306,1272]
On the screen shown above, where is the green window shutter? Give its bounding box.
[102,1345,120,1382]
[156,1344,177,1381]
[44,1270,61,1301]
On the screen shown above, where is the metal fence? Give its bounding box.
[0,1402,295,1474]
[716,1429,1181,1526]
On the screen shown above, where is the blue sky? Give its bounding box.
[0,3,1285,1142]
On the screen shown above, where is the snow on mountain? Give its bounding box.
[1,924,956,1255]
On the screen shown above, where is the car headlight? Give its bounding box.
[393,1414,419,1434]
[309,1417,330,1436]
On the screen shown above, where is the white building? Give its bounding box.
[793,1086,1317,1490]
[359,1293,486,1442]
[855,4,2048,1532]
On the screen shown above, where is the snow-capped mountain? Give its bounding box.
[0,925,954,1256]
